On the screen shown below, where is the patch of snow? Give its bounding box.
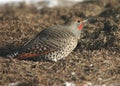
[8,81,21,86]
[0,0,91,8]
[0,0,23,4]
[84,82,93,86]
[71,72,75,75]
[65,82,75,86]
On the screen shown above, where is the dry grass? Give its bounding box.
[0,0,120,86]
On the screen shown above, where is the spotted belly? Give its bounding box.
[43,38,78,62]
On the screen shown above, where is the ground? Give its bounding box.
[0,0,120,86]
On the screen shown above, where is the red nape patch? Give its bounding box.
[78,23,83,30]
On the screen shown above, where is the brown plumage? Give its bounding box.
[7,17,91,62]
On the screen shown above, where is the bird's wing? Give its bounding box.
[16,26,74,59]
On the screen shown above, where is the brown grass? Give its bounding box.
[0,0,120,86]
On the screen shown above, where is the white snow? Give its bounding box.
[0,0,90,7]
[65,82,75,86]
[8,81,21,86]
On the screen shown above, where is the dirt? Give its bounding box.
[0,0,120,86]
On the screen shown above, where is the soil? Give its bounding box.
[0,0,120,86]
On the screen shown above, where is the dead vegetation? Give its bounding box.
[0,0,120,86]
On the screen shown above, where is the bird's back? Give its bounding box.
[9,25,78,62]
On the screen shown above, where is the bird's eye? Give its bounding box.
[77,20,80,23]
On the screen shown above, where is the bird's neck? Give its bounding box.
[66,24,82,40]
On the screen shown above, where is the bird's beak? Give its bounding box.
[86,17,97,24]
[78,17,95,30]
[81,17,96,25]
[82,19,89,25]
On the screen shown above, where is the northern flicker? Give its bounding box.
[6,17,91,62]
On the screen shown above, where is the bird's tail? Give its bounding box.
[0,45,21,58]
[6,51,19,58]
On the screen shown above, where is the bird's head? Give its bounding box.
[71,17,88,30]
[66,17,91,39]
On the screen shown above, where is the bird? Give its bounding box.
[6,17,92,62]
